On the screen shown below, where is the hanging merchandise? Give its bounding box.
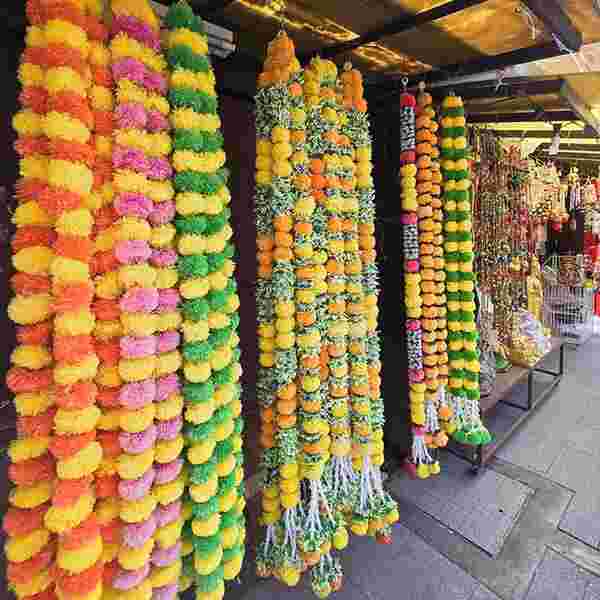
[43,2,106,599]
[254,34,397,596]
[399,87,432,478]
[339,64,397,536]
[5,4,57,598]
[110,2,185,598]
[166,1,245,597]
[87,6,123,586]
[440,94,490,446]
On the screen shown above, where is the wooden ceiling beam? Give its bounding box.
[431,77,564,100]
[535,151,600,162]
[536,142,600,152]
[493,129,597,140]
[300,0,487,61]
[521,0,582,52]
[560,81,600,136]
[468,110,578,123]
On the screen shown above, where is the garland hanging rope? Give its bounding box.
[254,32,397,596]
[5,3,56,598]
[440,94,491,446]
[165,2,245,598]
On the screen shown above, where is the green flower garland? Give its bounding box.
[166,4,245,598]
[440,94,490,446]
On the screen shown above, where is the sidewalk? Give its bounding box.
[232,337,600,600]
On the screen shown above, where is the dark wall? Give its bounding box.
[370,103,411,459]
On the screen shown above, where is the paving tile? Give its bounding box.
[470,585,502,600]
[348,524,479,600]
[389,455,531,556]
[559,494,600,548]
[548,447,600,491]
[240,576,366,600]
[524,549,588,600]
[496,433,566,474]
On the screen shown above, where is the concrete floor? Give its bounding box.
[231,337,600,600]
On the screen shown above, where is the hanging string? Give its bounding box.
[551,33,591,73]
[516,4,538,40]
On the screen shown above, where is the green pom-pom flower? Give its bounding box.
[183,380,215,404]
[182,297,210,321]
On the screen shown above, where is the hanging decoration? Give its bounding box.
[43,2,105,600]
[5,4,56,599]
[440,94,490,446]
[339,63,397,536]
[415,87,450,468]
[399,86,437,478]
[87,6,123,590]
[166,2,245,598]
[254,34,397,595]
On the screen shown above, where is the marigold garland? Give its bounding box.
[255,39,397,596]
[414,90,455,447]
[165,3,244,599]
[6,4,57,599]
[440,94,490,446]
[39,3,104,600]
[340,64,397,536]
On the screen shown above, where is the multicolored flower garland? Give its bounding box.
[41,2,105,599]
[399,89,435,478]
[166,3,245,598]
[255,43,397,596]
[440,94,490,446]
[6,4,56,599]
[340,63,397,541]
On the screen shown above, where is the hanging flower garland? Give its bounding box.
[301,57,347,596]
[440,94,490,446]
[340,63,398,539]
[415,87,448,470]
[85,6,125,589]
[399,88,434,479]
[254,30,302,588]
[166,3,245,598]
[39,2,105,599]
[110,1,174,597]
[5,4,57,598]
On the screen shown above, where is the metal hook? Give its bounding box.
[401,77,408,91]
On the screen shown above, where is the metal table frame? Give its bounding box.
[451,341,565,473]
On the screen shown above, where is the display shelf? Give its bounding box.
[448,338,565,473]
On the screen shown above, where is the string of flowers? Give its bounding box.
[340,66,397,536]
[166,3,245,598]
[417,92,456,439]
[110,2,168,597]
[440,94,490,446]
[85,5,124,589]
[399,87,433,479]
[5,3,57,599]
[39,2,105,599]
[414,86,446,474]
[254,30,302,588]
[301,57,345,596]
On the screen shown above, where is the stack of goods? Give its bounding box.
[5,1,244,600]
[166,1,245,595]
[254,34,397,597]
[440,94,490,447]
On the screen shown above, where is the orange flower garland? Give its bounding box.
[40,2,104,599]
[6,3,57,599]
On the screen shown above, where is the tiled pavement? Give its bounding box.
[233,337,600,600]
[389,454,531,556]
[491,338,600,548]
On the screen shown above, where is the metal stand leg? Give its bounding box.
[527,370,533,411]
[470,446,483,475]
[559,343,565,376]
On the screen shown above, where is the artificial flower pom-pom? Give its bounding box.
[166,1,245,597]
